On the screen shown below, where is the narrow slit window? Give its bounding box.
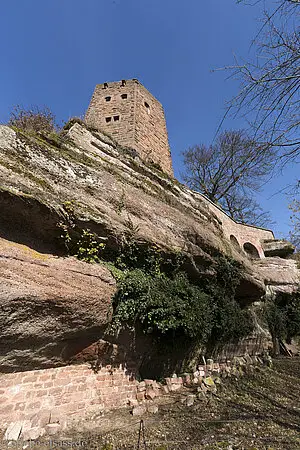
[113,115,120,121]
[144,101,150,114]
[105,96,111,102]
[105,117,111,123]
[121,94,128,99]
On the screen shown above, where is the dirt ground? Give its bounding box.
[1,358,300,450]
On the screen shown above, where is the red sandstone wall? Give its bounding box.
[0,364,137,428]
[188,189,274,258]
[85,81,136,149]
[85,79,173,177]
[134,83,173,176]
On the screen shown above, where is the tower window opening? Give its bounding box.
[121,80,126,86]
[105,96,111,102]
[103,82,108,89]
[113,115,120,121]
[144,101,150,114]
[105,117,111,123]
[121,94,128,99]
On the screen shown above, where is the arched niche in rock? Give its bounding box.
[243,242,260,259]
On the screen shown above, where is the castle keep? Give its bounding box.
[85,79,173,177]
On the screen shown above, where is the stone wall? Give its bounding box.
[187,188,274,258]
[134,82,172,176]
[85,79,173,177]
[0,364,136,431]
[85,80,136,150]
[1,356,269,440]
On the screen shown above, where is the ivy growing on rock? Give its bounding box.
[109,245,253,345]
[111,270,212,341]
[204,256,254,343]
[58,201,106,263]
[58,211,254,348]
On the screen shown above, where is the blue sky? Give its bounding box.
[0,0,297,238]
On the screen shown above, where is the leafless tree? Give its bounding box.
[289,200,300,247]
[182,130,274,227]
[8,105,57,135]
[228,0,300,162]
[288,180,300,247]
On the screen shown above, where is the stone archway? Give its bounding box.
[243,242,260,259]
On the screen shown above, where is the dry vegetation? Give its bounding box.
[77,358,300,449]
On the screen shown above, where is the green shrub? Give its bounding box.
[73,228,106,263]
[59,226,105,263]
[115,240,163,275]
[210,297,254,342]
[111,255,253,345]
[111,270,212,341]
[205,256,254,342]
[58,203,106,263]
[265,292,300,343]
[59,218,253,347]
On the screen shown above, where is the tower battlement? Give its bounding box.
[85,79,173,177]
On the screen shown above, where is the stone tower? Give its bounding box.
[85,79,173,177]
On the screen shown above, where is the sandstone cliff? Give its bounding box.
[0,122,298,371]
[0,237,116,372]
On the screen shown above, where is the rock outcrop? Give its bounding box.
[254,257,299,297]
[262,239,295,258]
[0,122,298,371]
[0,237,116,372]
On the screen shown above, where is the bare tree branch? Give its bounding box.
[227,0,300,161]
[182,130,274,227]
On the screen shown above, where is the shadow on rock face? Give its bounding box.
[0,190,63,255]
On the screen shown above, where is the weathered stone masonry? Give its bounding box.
[0,356,269,436]
[201,194,274,258]
[0,364,137,430]
[85,79,173,177]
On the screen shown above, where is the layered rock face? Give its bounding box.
[0,122,298,371]
[0,237,116,372]
[254,257,299,297]
[262,239,295,258]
